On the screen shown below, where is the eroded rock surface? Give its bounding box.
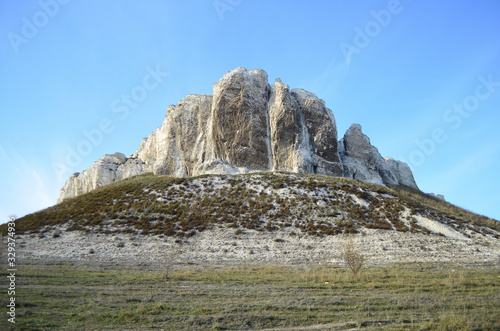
[58,68,418,202]
[339,124,418,189]
[212,68,271,171]
[58,153,127,203]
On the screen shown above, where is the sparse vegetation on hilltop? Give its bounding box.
[2,172,498,239]
[389,184,500,232]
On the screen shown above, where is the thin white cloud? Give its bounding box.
[0,144,60,223]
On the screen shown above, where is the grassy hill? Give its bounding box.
[3,172,498,239]
[2,172,499,330]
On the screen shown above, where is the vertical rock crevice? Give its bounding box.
[269,78,302,172]
[291,88,343,176]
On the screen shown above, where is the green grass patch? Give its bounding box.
[1,263,498,330]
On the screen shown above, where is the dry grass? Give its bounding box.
[389,184,500,232]
[1,173,498,240]
[341,238,365,277]
[1,263,498,330]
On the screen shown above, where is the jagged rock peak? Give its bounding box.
[340,124,418,189]
[58,67,417,202]
[385,157,419,190]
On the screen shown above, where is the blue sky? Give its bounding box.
[1,0,499,223]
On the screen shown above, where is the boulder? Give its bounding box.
[428,193,446,201]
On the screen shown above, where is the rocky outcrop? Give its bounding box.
[339,124,418,189]
[385,157,419,189]
[268,79,343,176]
[58,153,128,203]
[268,78,302,172]
[428,193,446,201]
[292,89,343,177]
[132,94,213,177]
[212,68,271,171]
[58,67,418,202]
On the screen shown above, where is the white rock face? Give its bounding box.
[268,79,343,175]
[268,78,304,172]
[385,157,419,189]
[133,94,213,177]
[291,88,343,177]
[211,68,271,171]
[340,124,418,189]
[58,68,419,202]
[58,153,127,203]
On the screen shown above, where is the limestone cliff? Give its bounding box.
[339,124,418,189]
[58,67,418,203]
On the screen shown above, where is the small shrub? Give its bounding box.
[341,239,364,277]
[162,247,180,280]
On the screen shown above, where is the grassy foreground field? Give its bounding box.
[1,263,499,330]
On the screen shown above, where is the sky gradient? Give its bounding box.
[1,0,499,223]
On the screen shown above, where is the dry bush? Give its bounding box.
[341,238,364,277]
[162,246,181,280]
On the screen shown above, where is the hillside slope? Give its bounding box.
[5,173,499,238]
[4,173,499,267]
